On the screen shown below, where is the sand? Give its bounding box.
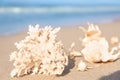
[1,20,120,80]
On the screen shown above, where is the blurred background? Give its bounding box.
[0,0,120,35]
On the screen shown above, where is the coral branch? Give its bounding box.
[10,25,68,77]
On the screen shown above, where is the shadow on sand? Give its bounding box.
[99,71,120,80]
[58,57,75,76]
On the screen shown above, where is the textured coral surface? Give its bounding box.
[9,25,68,77]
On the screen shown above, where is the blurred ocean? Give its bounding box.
[0,5,120,35]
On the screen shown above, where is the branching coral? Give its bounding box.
[9,24,68,77]
[80,24,120,63]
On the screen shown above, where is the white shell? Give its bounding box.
[77,60,87,71]
[81,24,120,63]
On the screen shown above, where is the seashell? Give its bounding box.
[82,37,120,63]
[81,24,120,63]
[77,60,87,71]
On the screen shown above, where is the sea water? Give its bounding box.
[0,5,120,35]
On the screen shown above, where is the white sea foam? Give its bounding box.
[0,6,120,14]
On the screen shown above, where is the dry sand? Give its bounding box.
[1,20,120,80]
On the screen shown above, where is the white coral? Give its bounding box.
[81,24,120,63]
[9,25,68,77]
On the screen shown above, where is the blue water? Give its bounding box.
[0,5,120,35]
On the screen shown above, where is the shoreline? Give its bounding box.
[1,17,120,37]
[0,19,120,80]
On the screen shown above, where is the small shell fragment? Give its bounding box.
[77,60,87,71]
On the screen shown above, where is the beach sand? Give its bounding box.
[1,20,120,80]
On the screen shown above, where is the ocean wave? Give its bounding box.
[0,6,120,14]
